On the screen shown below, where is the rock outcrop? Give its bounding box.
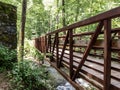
[0,2,17,49]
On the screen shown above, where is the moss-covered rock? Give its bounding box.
[0,2,17,49]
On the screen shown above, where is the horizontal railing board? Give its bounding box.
[49,48,118,89]
[61,58,120,89]
[61,54,120,81]
[61,61,103,89]
[47,7,120,35]
[53,51,120,83]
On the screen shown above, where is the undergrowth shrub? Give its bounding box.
[0,44,17,72]
[24,39,45,63]
[34,49,44,64]
[9,60,54,90]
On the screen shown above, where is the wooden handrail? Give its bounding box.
[47,7,120,35]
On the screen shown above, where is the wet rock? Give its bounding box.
[43,61,75,90]
[56,82,75,90]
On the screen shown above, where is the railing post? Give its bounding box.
[69,29,73,79]
[39,37,43,52]
[48,35,51,53]
[35,38,38,50]
[39,37,41,51]
[56,33,59,67]
[52,34,57,54]
[43,36,45,52]
[118,32,120,59]
[45,35,47,53]
[41,37,43,52]
[58,31,69,68]
[104,19,111,90]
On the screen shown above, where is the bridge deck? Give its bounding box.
[50,49,120,90]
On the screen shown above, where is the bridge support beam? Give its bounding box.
[72,21,104,81]
[58,31,69,68]
[56,33,59,67]
[104,19,111,90]
[69,29,74,79]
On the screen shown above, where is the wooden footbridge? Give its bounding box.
[35,7,120,90]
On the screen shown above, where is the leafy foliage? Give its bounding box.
[0,44,17,72]
[9,60,55,90]
[34,49,44,63]
[24,39,44,63]
[0,0,120,38]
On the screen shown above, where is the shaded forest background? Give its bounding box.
[0,0,120,39]
[0,0,120,90]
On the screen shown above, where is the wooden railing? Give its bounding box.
[35,7,120,90]
[35,36,46,53]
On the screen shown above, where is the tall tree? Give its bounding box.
[19,0,27,61]
[74,0,80,33]
[62,0,65,27]
[62,0,66,34]
[75,0,79,22]
[56,0,59,29]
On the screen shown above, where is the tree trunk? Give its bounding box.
[56,0,59,29]
[62,0,66,34]
[75,0,79,22]
[74,0,79,33]
[20,0,27,61]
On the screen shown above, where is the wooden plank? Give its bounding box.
[69,29,74,78]
[53,49,120,89]
[61,56,120,90]
[74,39,120,51]
[58,43,120,51]
[72,21,104,81]
[61,60,104,84]
[73,28,120,37]
[54,48,120,69]
[103,19,111,90]
[60,51,120,73]
[62,58,120,90]
[61,61,103,89]
[78,72,103,90]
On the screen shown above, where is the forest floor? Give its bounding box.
[0,58,75,90]
[0,72,10,90]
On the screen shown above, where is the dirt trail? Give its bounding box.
[0,72,9,90]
